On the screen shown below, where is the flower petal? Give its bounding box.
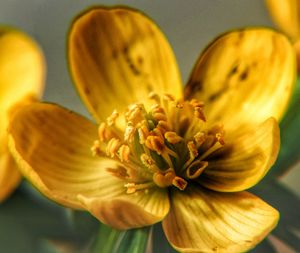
[199,117,280,192]
[0,27,45,201]
[0,151,21,202]
[185,28,296,130]
[265,0,300,41]
[0,27,45,132]
[78,182,169,230]
[8,103,170,227]
[163,186,279,253]
[8,102,105,209]
[68,7,182,122]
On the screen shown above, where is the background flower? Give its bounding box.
[0,27,45,202]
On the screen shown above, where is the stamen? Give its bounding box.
[140,153,156,171]
[148,92,161,104]
[91,140,102,156]
[163,93,175,102]
[138,124,149,144]
[194,107,206,121]
[153,169,175,188]
[187,141,198,160]
[145,135,164,154]
[194,132,206,146]
[172,177,188,190]
[182,141,199,170]
[118,144,130,162]
[198,141,224,161]
[216,132,225,145]
[124,123,136,143]
[190,99,205,108]
[93,96,226,194]
[152,112,167,122]
[124,181,155,194]
[157,120,171,133]
[186,160,208,179]
[126,104,145,125]
[98,122,109,142]
[175,101,184,109]
[106,110,119,126]
[107,166,129,180]
[106,138,121,158]
[165,131,183,144]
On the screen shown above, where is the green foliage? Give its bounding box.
[90,225,150,253]
[270,77,300,177]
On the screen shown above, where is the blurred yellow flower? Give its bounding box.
[8,7,296,252]
[265,0,300,69]
[0,27,45,202]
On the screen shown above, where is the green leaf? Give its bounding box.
[90,224,123,253]
[91,224,150,253]
[152,223,178,253]
[270,76,300,177]
[252,178,300,251]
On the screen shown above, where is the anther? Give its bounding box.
[175,101,184,108]
[216,132,225,145]
[153,169,175,188]
[145,135,164,154]
[172,176,188,190]
[106,138,121,158]
[157,120,171,133]
[106,110,119,126]
[126,104,144,125]
[152,112,167,122]
[124,183,137,194]
[194,107,206,121]
[186,160,208,179]
[194,132,206,146]
[187,141,198,159]
[163,93,175,101]
[98,123,108,142]
[138,125,149,144]
[107,166,129,180]
[124,123,136,143]
[165,131,182,144]
[118,145,130,162]
[124,182,155,194]
[190,99,205,108]
[148,92,161,104]
[91,140,102,156]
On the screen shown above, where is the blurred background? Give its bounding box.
[0,1,299,252]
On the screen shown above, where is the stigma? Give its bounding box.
[91,93,225,193]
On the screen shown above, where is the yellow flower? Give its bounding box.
[0,27,45,202]
[8,7,296,252]
[265,0,300,69]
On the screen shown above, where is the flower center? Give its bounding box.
[91,93,225,193]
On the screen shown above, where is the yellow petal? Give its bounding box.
[185,28,296,130]
[8,102,170,226]
[199,117,279,192]
[0,27,45,201]
[78,182,169,230]
[0,151,21,202]
[68,7,182,122]
[0,27,45,135]
[8,103,104,209]
[163,186,279,253]
[265,0,300,41]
